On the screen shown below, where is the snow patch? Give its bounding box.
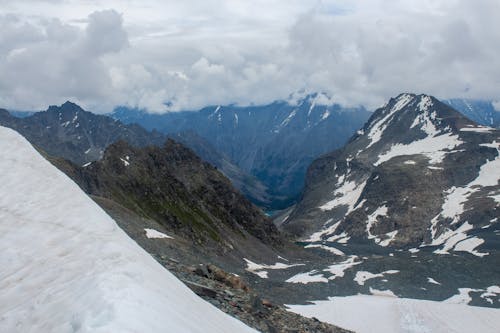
[375,132,463,166]
[324,256,361,280]
[304,220,339,242]
[453,237,488,257]
[286,295,500,333]
[354,270,399,286]
[433,141,499,229]
[243,258,303,279]
[366,206,388,239]
[144,228,173,239]
[366,94,414,149]
[460,126,495,133]
[444,288,482,305]
[377,230,398,247]
[305,244,345,256]
[279,109,297,128]
[286,270,328,284]
[321,110,331,120]
[369,287,397,297]
[319,179,367,214]
[427,277,441,285]
[119,157,130,166]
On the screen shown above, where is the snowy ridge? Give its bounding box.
[0,126,256,333]
[366,93,414,149]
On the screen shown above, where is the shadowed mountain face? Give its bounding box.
[113,93,371,207]
[51,139,284,262]
[283,93,499,255]
[167,131,278,208]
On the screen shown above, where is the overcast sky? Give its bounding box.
[1,0,499,113]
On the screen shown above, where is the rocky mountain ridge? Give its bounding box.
[50,139,284,264]
[283,93,499,257]
[0,101,166,165]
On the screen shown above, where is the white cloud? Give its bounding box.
[493,101,500,112]
[0,0,499,113]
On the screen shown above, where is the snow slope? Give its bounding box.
[0,126,257,333]
[287,295,500,333]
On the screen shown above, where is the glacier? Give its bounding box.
[0,126,256,333]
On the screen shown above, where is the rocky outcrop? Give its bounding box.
[162,260,351,333]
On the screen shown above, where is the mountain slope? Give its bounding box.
[0,125,256,332]
[113,93,371,205]
[283,94,499,255]
[167,131,277,208]
[51,138,282,264]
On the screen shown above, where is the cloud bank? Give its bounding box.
[0,0,499,113]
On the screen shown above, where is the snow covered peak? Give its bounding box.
[0,126,256,333]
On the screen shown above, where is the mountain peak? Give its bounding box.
[47,101,85,114]
[284,93,499,252]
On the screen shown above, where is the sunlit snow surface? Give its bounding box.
[287,294,500,333]
[0,126,256,333]
[244,258,303,279]
[144,228,173,239]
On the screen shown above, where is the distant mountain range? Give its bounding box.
[113,93,372,208]
[443,99,500,128]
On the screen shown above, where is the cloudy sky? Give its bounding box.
[1,0,499,113]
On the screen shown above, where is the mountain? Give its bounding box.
[0,103,275,207]
[50,138,283,265]
[113,93,371,207]
[444,99,500,128]
[0,101,166,166]
[0,125,257,332]
[283,93,499,254]
[167,131,277,208]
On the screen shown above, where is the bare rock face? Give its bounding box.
[283,93,499,255]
